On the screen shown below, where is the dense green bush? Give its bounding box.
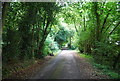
[41,35,59,57]
[93,42,115,64]
[93,41,120,72]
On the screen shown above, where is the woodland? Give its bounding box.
[2,2,120,78]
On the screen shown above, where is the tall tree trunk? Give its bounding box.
[73,19,78,32]
[38,19,50,55]
[32,25,35,60]
[69,36,71,49]
[2,2,9,28]
[83,16,86,31]
[94,2,100,41]
[113,52,120,69]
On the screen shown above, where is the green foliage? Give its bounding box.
[55,26,70,48]
[60,2,120,75]
[76,29,92,53]
[2,2,60,78]
[93,63,119,79]
[41,35,59,57]
[79,53,120,79]
[80,54,93,59]
[2,1,120,79]
[93,41,120,70]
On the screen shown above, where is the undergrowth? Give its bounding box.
[79,53,120,79]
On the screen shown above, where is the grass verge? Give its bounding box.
[79,53,120,79]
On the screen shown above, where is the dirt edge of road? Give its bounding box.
[75,52,109,79]
[4,50,109,79]
[5,56,54,79]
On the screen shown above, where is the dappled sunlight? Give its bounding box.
[2,1,120,79]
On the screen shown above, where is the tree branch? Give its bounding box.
[73,18,78,32]
[101,9,112,33]
[109,21,120,36]
[103,17,120,33]
[103,23,112,33]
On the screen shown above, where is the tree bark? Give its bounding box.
[2,2,9,28]
[32,25,35,60]
[94,2,100,41]
[38,19,51,55]
[73,18,78,32]
[83,16,86,31]
[69,36,71,49]
[113,52,120,69]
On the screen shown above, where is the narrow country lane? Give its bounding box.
[3,2,119,80]
[30,50,100,79]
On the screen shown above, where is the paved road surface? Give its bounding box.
[30,50,97,79]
